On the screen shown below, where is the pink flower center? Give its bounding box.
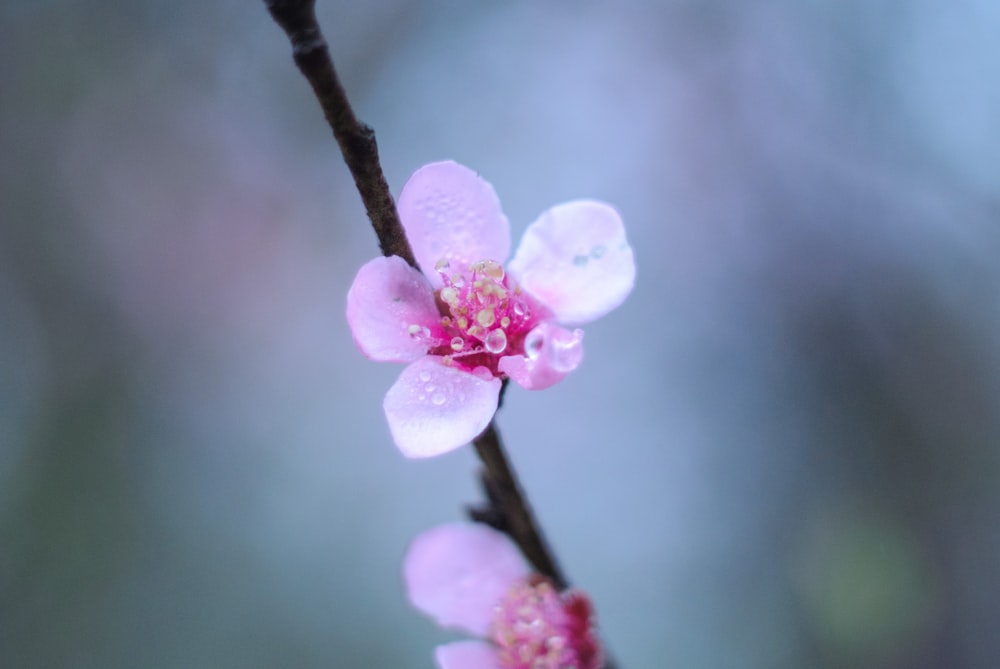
[425,259,542,374]
[491,577,602,669]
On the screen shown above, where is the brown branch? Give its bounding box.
[470,422,569,589]
[264,0,416,267]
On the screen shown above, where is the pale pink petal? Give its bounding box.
[397,161,511,287]
[498,322,584,390]
[435,641,501,669]
[404,523,530,636]
[384,357,501,458]
[508,200,635,325]
[346,256,443,362]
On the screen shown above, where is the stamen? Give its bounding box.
[476,308,496,328]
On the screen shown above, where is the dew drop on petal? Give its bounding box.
[525,330,544,359]
[418,370,432,382]
[484,329,508,354]
[431,392,446,406]
[450,336,464,351]
[424,384,435,393]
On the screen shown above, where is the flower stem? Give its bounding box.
[470,421,569,589]
[263,0,417,269]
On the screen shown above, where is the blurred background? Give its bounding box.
[2,1,999,667]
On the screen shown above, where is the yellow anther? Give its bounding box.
[480,259,504,281]
[476,308,496,327]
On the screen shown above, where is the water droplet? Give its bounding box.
[572,254,589,267]
[484,329,508,354]
[424,383,435,393]
[418,370,431,382]
[549,329,584,372]
[418,394,426,401]
[431,392,446,406]
[525,330,544,359]
[590,244,607,259]
[513,302,527,317]
[408,325,430,340]
[450,336,464,351]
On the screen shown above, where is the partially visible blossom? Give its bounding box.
[347,161,635,457]
[404,523,603,669]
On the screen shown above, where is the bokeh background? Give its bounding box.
[2,1,999,667]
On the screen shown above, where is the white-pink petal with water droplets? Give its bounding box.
[397,161,511,287]
[498,322,584,390]
[383,357,501,458]
[346,256,442,362]
[508,200,635,325]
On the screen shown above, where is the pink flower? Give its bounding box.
[347,161,635,457]
[404,523,603,669]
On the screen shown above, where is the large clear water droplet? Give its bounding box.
[524,330,543,359]
[484,329,508,354]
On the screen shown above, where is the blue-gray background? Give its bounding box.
[2,2,998,667]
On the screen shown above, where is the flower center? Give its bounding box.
[491,577,602,669]
[430,258,537,371]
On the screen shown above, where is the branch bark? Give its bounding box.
[264,0,416,267]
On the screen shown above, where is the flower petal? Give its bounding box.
[435,641,501,669]
[397,161,511,287]
[508,200,635,325]
[384,357,501,458]
[404,523,530,636]
[498,322,584,390]
[346,256,443,362]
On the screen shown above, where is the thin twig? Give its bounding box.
[471,422,569,589]
[264,0,416,267]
